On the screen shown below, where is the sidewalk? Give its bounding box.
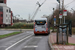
[49,32,75,50]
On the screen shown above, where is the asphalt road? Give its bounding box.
[0,30,19,35]
[0,30,50,50]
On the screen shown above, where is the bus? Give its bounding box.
[34,18,50,35]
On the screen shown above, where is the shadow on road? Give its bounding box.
[34,34,50,36]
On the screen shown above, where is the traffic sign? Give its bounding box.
[59,14,62,18]
[63,10,67,16]
[54,16,56,18]
[54,18,56,21]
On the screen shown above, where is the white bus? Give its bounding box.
[34,18,50,35]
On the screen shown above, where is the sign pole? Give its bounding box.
[59,14,63,44]
[64,16,65,24]
[63,10,67,24]
[63,10,67,44]
[53,8,54,32]
[54,16,56,26]
[60,18,61,24]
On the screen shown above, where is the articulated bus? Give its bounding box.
[34,18,50,35]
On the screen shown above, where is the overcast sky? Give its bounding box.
[7,0,75,20]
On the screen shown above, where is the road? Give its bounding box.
[0,30,19,35]
[0,30,50,50]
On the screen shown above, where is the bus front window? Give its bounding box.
[35,20,46,25]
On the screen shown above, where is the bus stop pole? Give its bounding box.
[64,16,65,24]
[57,26,59,44]
[67,26,68,43]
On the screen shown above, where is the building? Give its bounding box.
[0,0,13,27]
[0,0,6,4]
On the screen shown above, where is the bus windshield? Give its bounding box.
[35,20,46,25]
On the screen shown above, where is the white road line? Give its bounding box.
[5,35,33,50]
[24,46,38,48]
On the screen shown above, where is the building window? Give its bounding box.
[7,9,8,12]
[9,9,11,13]
[0,6,3,12]
[0,1,3,3]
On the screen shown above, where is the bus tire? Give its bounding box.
[34,34,37,36]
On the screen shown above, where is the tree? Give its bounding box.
[50,5,75,27]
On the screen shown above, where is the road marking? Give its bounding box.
[26,31,33,33]
[5,35,33,50]
[24,46,38,48]
[35,37,42,38]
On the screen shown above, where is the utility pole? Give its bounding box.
[62,0,64,24]
[56,0,60,44]
[29,14,30,21]
[59,0,62,24]
[62,0,64,44]
[53,8,54,32]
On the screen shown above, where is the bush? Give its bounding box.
[6,23,34,29]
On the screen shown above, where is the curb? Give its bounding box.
[48,30,55,50]
[48,31,59,50]
[49,34,55,50]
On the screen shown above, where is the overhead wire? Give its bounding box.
[65,0,75,7]
[31,0,47,20]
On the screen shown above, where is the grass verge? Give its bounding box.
[66,43,75,46]
[0,32,22,39]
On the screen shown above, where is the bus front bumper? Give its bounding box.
[34,31,48,34]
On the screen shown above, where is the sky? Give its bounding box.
[7,0,75,20]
